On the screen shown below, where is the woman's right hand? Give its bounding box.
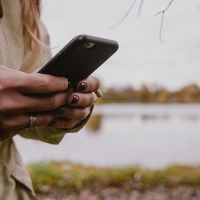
[0,65,69,141]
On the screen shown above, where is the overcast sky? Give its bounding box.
[41,0,200,91]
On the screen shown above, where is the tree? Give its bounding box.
[112,0,175,43]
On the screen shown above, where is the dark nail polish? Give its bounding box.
[79,82,87,91]
[71,95,79,105]
[48,120,57,127]
[55,107,65,115]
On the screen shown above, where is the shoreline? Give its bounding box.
[29,162,200,200]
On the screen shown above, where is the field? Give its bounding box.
[28,162,200,200]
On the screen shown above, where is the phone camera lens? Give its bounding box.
[84,42,96,49]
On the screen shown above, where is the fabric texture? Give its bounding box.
[0,0,91,199]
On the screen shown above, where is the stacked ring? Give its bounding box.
[27,114,36,130]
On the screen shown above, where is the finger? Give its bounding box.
[67,92,97,107]
[0,65,68,93]
[76,76,99,93]
[21,88,75,113]
[47,117,80,129]
[6,91,71,114]
[0,113,56,131]
[55,106,91,121]
[17,73,69,94]
[24,92,69,112]
[95,89,103,98]
[0,115,30,133]
[0,129,22,141]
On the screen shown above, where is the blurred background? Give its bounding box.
[15,0,200,199]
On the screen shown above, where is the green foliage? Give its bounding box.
[86,115,102,132]
[28,162,200,195]
[98,84,200,104]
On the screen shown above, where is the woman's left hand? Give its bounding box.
[47,76,100,129]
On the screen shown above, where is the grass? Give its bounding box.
[27,162,200,195]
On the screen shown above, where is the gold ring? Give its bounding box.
[27,114,36,130]
[95,89,103,98]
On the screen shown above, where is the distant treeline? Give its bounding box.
[98,84,200,103]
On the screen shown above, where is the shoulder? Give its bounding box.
[0,0,23,70]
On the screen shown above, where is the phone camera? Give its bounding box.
[84,42,96,49]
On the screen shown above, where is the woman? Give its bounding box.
[0,0,100,199]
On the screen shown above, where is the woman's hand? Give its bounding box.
[46,76,99,129]
[0,65,69,140]
[0,65,100,141]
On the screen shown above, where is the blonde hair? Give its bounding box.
[20,0,42,66]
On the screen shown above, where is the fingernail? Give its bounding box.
[79,82,87,91]
[54,107,65,115]
[48,120,57,127]
[95,89,103,98]
[71,95,79,105]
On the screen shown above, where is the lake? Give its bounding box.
[15,104,200,169]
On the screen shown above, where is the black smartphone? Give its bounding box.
[38,34,119,87]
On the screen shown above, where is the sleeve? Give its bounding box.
[19,106,93,144]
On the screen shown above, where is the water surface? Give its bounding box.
[15,104,200,169]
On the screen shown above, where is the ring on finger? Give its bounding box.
[27,114,36,130]
[95,89,103,98]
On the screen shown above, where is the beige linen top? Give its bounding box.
[0,1,91,199]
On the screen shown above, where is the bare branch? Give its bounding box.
[159,13,165,43]
[155,0,175,43]
[155,0,175,16]
[138,0,144,18]
[111,0,138,29]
